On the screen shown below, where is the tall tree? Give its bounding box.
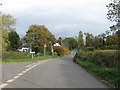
[84,33,94,47]
[8,31,21,51]
[78,31,84,49]
[62,37,77,50]
[23,25,56,53]
[107,0,120,33]
[0,12,16,51]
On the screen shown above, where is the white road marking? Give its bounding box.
[18,73,23,76]
[13,76,20,79]
[0,83,8,88]
[22,70,27,73]
[1,60,50,88]
[7,79,15,83]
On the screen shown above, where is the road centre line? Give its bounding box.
[7,79,15,83]
[0,83,8,88]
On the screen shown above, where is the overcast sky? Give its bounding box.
[1,0,113,38]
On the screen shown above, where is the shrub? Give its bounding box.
[2,51,31,60]
[100,45,118,50]
[86,47,95,51]
[53,46,70,56]
[74,51,93,62]
[92,50,119,68]
[74,50,119,68]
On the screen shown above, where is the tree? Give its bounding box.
[107,0,120,35]
[57,37,62,45]
[8,31,21,51]
[107,0,120,23]
[106,35,118,45]
[0,12,16,51]
[62,37,77,50]
[92,36,102,49]
[23,25,56,53]
[84,33,94,47]
[78,31,84,49]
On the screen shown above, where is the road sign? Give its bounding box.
[43,44,47,48]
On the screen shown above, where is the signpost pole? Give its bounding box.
[43,44,47,57]
[44,47,46,57]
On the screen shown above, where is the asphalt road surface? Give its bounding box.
[1,51,110,88]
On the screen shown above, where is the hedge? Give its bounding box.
[74,50,119,68]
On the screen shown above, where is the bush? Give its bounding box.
[86,47,95,51]
[74,51,93,62]
[53,46,70,56]
[92,50,119,68]
[74,50,119,68]
[100,45,118,50]
[2,51,32,60]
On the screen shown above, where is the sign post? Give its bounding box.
[43,44,47,57]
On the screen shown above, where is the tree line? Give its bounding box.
[1,0,120,53]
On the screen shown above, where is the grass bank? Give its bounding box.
[75,59,119,88]
[1,56,59,63]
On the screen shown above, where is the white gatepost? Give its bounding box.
[30,48,35,58]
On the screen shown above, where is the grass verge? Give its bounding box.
[0,56,59,63]
[75,59,119,88]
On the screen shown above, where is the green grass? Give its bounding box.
[1,56,59,63]
[75,59,119,88]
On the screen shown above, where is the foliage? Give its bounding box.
[74,50,119,68]
[23,25,56,53]
[75,60,119,87]
[106,35,118,45]
[0,12,16,52]
[2,52,31,60]
[57,37,62,45]
[85,47,95,51]
[84,33,94,47]
[78,31,84,48]
[53,46,70,56]
[92,50,119,68]
[106,0,120,22]
[73,50,93,62]
[62,37,77,50]
[1,54,59,63]
[100,45,118,50]
[8,30,21,51]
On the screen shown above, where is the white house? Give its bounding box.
[17,47,30,52]
[53,43,61,47]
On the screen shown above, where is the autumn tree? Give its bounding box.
[23,25,56,53]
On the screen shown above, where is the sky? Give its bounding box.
[1,0,113,38]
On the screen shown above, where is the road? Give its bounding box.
[0,51,110,88]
